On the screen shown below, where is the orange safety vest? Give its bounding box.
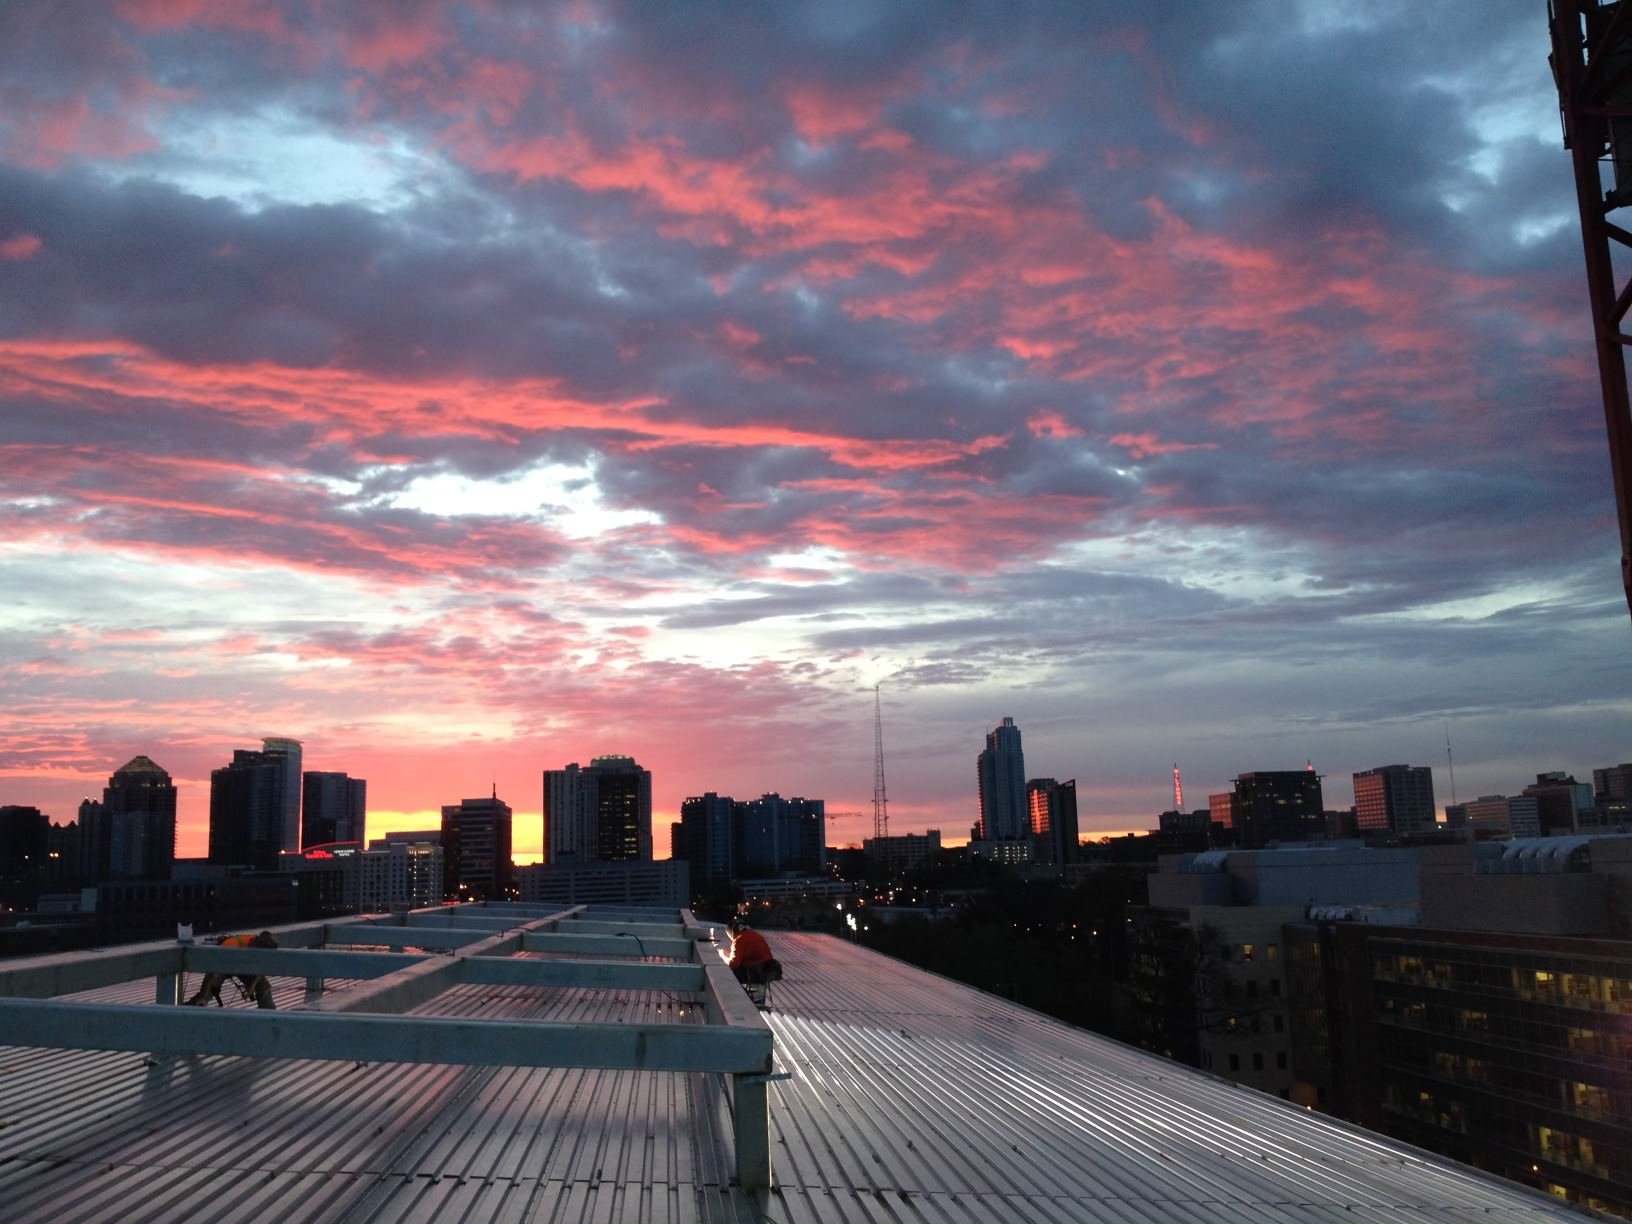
[220,933,257,949]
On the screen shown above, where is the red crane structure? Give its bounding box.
[1550,0,1632,619]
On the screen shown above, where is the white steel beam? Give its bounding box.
[0,999,773,1072]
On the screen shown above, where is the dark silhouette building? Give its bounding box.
[302,771,366,848]
[0,805,50,910]
[1231,770,1325,849]
[676,792,734,886]
[101,755,177,879]
[209,742,300,870]
[733,793,825,877]
[441,792,513,901]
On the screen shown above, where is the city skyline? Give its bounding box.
[3,4,1630,852]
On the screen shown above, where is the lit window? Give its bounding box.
[1241,943,1255,962]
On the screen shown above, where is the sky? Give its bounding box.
[2,1,1630,860]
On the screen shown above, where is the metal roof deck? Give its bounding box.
[0,922,1588,1223]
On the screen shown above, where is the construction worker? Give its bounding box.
[723,918,776,985]
[185,930,278,1009]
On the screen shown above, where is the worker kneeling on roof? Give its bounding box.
[185,930,278,1009]
[723,918,781,986]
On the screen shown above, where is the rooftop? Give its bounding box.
[0,904,1586,1223]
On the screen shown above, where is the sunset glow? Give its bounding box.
[2,3,1628,856]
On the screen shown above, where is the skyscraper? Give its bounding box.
[1352,764,1436,837]
[1230,770,1325,849]
[302,771,366,847]
[209,739,301,869]
[1027,777,1080,866]
[441,792,513,901]
[261,736,303,852]
[733,793,826,877]
[677,792,735,885]
[976,717,1027,841]
[102,755,178,879]
[542,756,652,864]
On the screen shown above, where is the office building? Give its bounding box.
[357,840,443,912]
[1445,795,1542,838]
[1594,763,1632,804]
[1208,792,1235,837]
[1230,770,1325,849]
[1524,772,1597,835]
[302,771,366,848]
[976,717,1027,841]
[1027,777,1079,866]
[1353,764,1436,837]
[863,830,942,876]
[515,859,688,908]
[262,737,303,849]
[675,792,734,886]
[1324,921,1632,1216]
[542,756,652,864]
[441,792,513,901]
[734,793,825,877]
[209,739,302,870]
[1157,809,1214,854]
[0,806,49,910]
[101,755,177,880]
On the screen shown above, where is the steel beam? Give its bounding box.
[0,945,180,998]
[320,925,499,951]
[463,957,705,992]
[520,931,692,959]
[0,999,772,1072]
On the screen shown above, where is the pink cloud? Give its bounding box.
[0,232,42,260]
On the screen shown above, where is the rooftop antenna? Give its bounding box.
[872,684,890,840]
[1445,723,1457,806]
[1172,764,1184,811]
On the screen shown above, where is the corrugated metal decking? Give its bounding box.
[0,927,1587,1223]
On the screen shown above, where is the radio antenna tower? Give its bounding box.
[1445,723,1458,807]
[1172,764,1184,811]
[872,684,890,839]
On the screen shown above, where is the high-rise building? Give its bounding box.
[976,717,1027,841]
[1523,772,1596,835]
[1027,777,1080,866]
[1231,770,1325,849]
[676,792,735,885]
[0,805,49,910]
[542,756,652,864]
[1209,792,1236,839]
[101,755,178,879]
[1352,765,1436,838]
[733,793,825,877]
[261,737,302,850]
[76,797,109,883]
[441,792,513,901]
[209,739,302,869]
[302,771,366,848]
